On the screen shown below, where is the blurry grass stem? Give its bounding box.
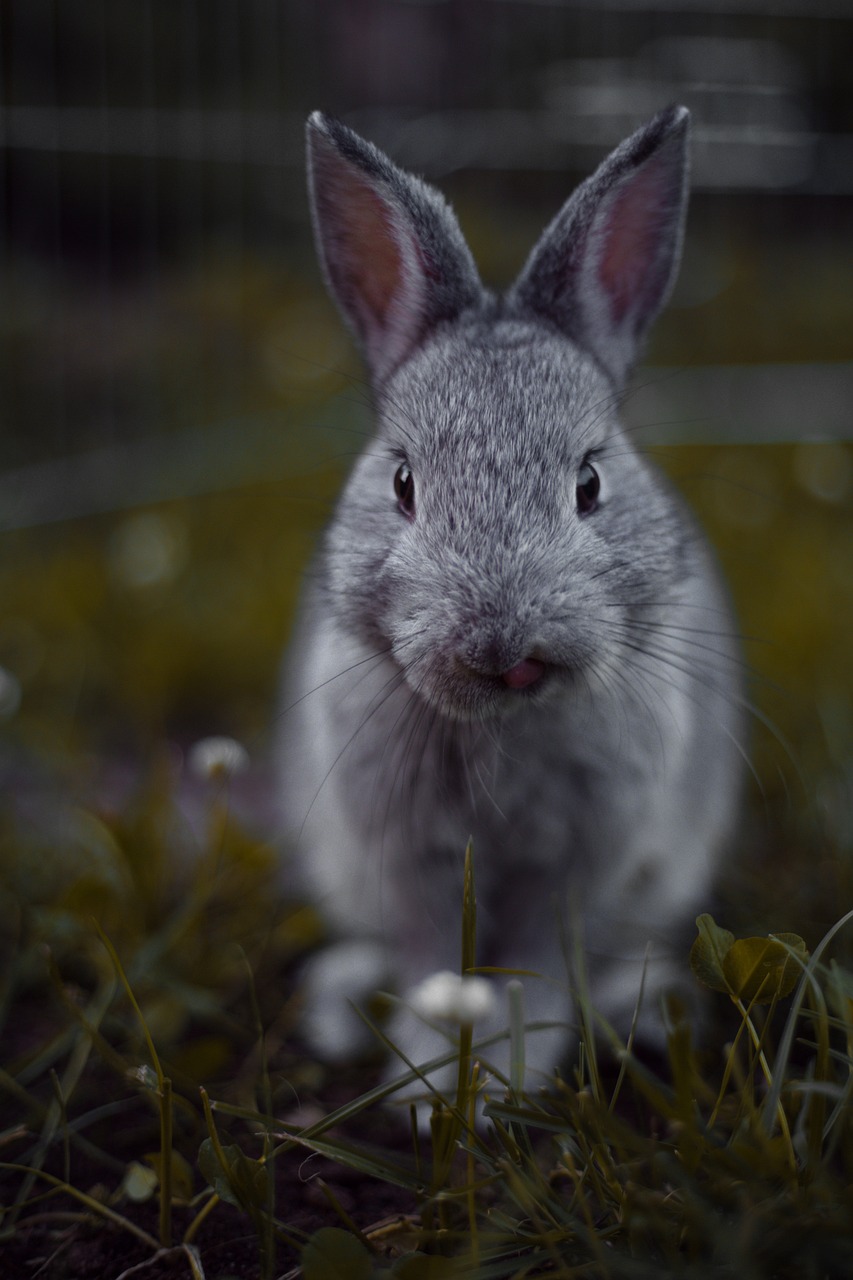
[96,925,173,1248]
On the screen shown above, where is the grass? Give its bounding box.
[1,754,852,1278]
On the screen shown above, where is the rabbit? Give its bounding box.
[278,105,743,1109]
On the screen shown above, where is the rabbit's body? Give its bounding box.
[279,107,743,1093]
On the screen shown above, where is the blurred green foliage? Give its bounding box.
[2,433,850,834]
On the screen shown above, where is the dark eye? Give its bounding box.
[394,462,416,519]
[576,460,600,516]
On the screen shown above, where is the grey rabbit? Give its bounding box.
[279,105,743,1107]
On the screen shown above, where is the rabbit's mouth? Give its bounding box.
[500,657,546,689]
[414,652,559,722]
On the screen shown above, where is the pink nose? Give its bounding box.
[501,658,545,689]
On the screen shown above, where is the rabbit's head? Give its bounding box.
[308,108,694,721]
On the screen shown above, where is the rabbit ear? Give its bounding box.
[306,113,483,386]
[511,106,690,386]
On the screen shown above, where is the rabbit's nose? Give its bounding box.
[501,658,545,689]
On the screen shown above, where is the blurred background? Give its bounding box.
[0,0,851,924]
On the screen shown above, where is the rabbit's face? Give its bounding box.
[326,321,693,723]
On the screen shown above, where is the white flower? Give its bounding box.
[408,970,496,1024]
[187,736,249,780]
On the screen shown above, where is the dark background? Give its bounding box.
[0,0,850,878]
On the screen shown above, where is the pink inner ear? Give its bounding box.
[340,176,404,325]
[596,157,669,327]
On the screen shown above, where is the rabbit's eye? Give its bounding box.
[576,460,600,515]
[394,462,416,519]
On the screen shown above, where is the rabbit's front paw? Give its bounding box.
[299,938,388,1061]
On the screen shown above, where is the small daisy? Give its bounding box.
[187,736,249,781]
[408,970,496,1024]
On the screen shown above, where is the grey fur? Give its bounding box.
[279,107,743,1104]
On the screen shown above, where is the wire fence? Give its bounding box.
[1,1,851,526]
